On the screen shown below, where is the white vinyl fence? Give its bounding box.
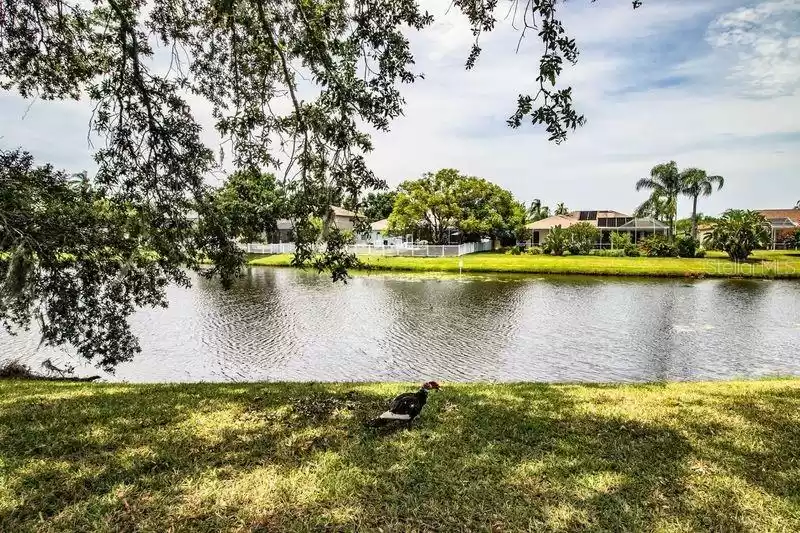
[243,242,296,254]
[242,240,492,257]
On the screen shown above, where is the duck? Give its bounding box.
[367,381,441,428]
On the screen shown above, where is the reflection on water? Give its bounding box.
[2,268,799,383]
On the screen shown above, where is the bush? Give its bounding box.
[623,243,640,257]
[565,222,601,255]
[694,246,706,258]
[706,209,770,261]
[543,225,567,256]
[638,235,678,257]
[610,231,631,250]
[505,245,522,255]
[676,235,699,258]
[589,249,625,257]
[527,246,543,255]
[0,360,35,379]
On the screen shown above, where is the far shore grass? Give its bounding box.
[249,250,800,279]
[1,379,798,531]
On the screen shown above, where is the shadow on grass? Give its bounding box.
[0,381,798,531]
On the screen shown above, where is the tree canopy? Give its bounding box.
[0,0,645,367]
[212,168,286,243]
[362,191,397,223]
[387,169,524,244]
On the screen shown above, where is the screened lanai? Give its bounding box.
[613,218,670,243]
[767,217,798,249]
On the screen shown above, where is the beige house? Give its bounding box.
[526,215,585,246]
[328,206,361,230]
[526,210,669,247]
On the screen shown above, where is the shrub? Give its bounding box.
[694,246,706,258]
[676,235,699,258]
[705,209,770,261]
[527,246,543,255]
[623,243,640,257]
[505,245,522,255]
[543,225,567,256]
[565,222,601,255]
[638,235,678,257]
[589,249,625,257]
[610,231,631,250]
[0,360,35,379]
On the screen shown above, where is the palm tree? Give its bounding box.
[634,191,671,220]
[554,202,568,215]
[681,168,724,240]
[635,161,682,238]
[527,199,551,222]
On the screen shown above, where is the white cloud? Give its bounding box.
[706,0,800,96]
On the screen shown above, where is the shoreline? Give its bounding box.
[2,378,798,531]
[248,250,800,280]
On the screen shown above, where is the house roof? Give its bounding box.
[330,205,360,218]
[616,217,670,230]
[371,218,389,231]
[567,210,631,219]
[526,214,585,230]
[757,209,800,223]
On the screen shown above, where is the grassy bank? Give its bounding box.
[1,379,798,531]
[249,250,800,279]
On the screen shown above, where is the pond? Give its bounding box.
[2,268,799,383]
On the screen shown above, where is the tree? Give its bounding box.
[565,222,600,254]
[527,199,551,222]
[362,191,397,223]
[213,169,285,243]
[676,213,718,235]
[388,169,459,244]
[635,161,682,238]
[387,169,523,245]
[554,203,569,215]
[681,168,724,240]
[543,225,567,256]
[706,210,770,261]
[0,0,646,367]
[453,177,526,245]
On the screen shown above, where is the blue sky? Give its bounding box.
[2,0,799,217]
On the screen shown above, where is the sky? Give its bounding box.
[2,0,799,218]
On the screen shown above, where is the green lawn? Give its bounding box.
[1,379,799,531]
[250,250,800,279]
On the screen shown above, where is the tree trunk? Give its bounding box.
[691,195,699,240]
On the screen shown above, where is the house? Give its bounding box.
[525,210,669,247]
[361,218,400,245]
[526,214,585,246]
[267,205,361,243]
[700,210,799,249]
[756,209,800,249]
[328,205,361,231]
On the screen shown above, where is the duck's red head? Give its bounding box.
[422,381,441,391]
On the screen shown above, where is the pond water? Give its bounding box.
[2,268,799,383]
